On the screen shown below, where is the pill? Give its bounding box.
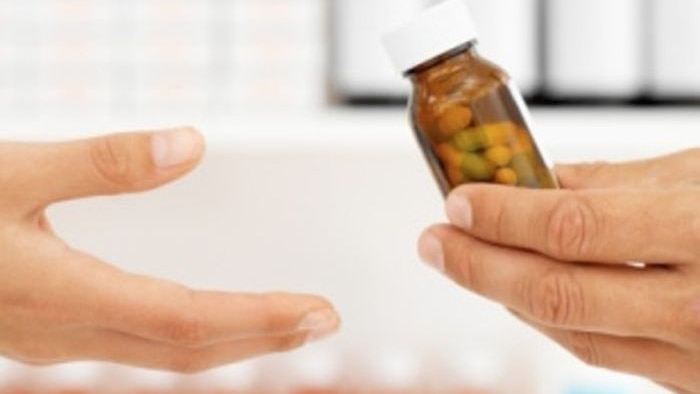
[452,129,486,152]
[435,142,465,168]
[484,145,513,167]
[482,122,518,147]
[461,153,496,182]
[437,106,473,139]
[494,167,518,186]
[446,165,466,186]
[415,109,437,139]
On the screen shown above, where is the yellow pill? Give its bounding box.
[484,145,513,167]
[482,122,518,147]
[494,167,518,186]
[437,106,473,139]
[435,143,464,168]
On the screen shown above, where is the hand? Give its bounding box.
[0,127,340,373]
[418,149,700,393]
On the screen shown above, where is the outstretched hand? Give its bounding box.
[0,127,340,373]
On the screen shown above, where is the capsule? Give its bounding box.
[437,106,473,140]
[495,167,518,186]
[482,122,518,147]
[452,129,486,152]
[435,142,465,168]
[484,145,513,167]
[461,153,496,182]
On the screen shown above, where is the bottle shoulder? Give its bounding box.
[411,51,510,106]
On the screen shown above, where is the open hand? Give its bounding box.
[0,127,340,373]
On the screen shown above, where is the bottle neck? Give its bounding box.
[406,40,478,79]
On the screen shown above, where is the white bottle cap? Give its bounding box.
[383,0,478,74]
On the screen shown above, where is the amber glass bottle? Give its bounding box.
[384,0,558,196]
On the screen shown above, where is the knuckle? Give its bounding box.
[160,311,207,348]
[546,194,599,259]
[89,136,134,188]
[526,268,585,327]
[565,332,605,368]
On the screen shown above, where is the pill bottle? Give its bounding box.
[383,0,558,196]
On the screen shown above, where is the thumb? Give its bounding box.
[1,126,205,210]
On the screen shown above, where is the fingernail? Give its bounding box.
[151,128,202,168]
[446,192,473,229]
[418,232,445,273]
[297,309,340,343]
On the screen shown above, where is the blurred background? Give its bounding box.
[1,0,700,393]
[2,0,700,117]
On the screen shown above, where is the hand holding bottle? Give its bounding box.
[419,149,700,393]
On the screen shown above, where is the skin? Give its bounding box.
[0,127,340,374]
[418,148,700,393]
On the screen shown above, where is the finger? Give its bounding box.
[91,330,319,373]
[23,328,323,373]
[557,148,700,190]
[77,263,340,347]
[21,248,341,349]
[418,225,673,339]
[445,184,699,264]
[515,314,695,394]
[0,127,204,210]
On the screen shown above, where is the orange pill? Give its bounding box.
[484,145,513,167]
[435,142,465,168]
[494,167,518,186]
[482,122,518,147]
[437,106,473,140]
[446,165,466,186]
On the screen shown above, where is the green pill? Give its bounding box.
[461,153,496,181]
[452,129,486,152]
